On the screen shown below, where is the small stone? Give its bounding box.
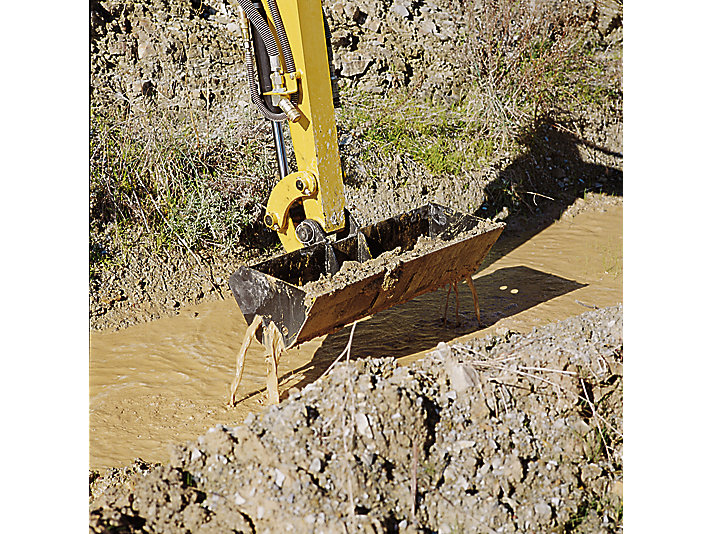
[308,458,322,474]
[391,4,409,18]
[355,413,373,439]
[421,20,436,34]
[137,41,154,59]
[534,501,552,521]
[274,468,286,488]
[365,19,380,32]
[446,363,479,392]
[454,440,476,452]
[433,341,451,359]
[340,58,371,77]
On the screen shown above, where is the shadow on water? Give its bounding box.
[272,266,585,398]
[476,115,622,269]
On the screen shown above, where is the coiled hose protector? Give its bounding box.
[266,0,299,107]
[237,0,287,121]
[266,0,295,74]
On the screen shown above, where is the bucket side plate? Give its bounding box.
[228,266,308,348]
[294,224,503,345]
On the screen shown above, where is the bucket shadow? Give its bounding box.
[277,265,585,396]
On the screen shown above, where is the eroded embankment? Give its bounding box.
[90,304,622,533]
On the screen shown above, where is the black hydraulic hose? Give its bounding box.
[250,6,283,116]
[266,0,295,74]
[236,0,280,59]
[322,11,341,107]
[245,42,286,121]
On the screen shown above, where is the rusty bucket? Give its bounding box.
[229,203,504,349]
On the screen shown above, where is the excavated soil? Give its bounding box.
[302,220,503,301]
[90,305,622,533]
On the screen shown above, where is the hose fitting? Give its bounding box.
[277,97,301,123]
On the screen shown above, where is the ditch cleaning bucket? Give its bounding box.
[229,203,504,349]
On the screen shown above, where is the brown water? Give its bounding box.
[90,204,622,471]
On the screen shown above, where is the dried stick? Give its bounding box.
[581,377,613,464]
[321,320,360,378]
[465,276,481,325]
[442,283,452,324]
[453,282,460,326]
[229,315,262,406]
[341,321,358,521]
[410,438,419,520]
[264,321,286,405]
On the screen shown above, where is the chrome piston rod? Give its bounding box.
[271,121,289,180]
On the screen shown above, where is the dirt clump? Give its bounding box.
[560,192,622,220]
[302,220,503,302]
[90,305,622,533]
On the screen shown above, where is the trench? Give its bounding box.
[90,203,622,471]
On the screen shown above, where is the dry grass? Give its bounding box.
[462,0,620,137]
[90,104,277,271]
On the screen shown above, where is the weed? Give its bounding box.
[90,105,274,269]
[564,494,622,533]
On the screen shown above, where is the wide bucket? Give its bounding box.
[229,203,504,349]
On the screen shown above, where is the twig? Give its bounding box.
[338,321,359,523]
[264,321,286,405]
[453,282,460,326]
[442,284,452,324]
[465,276,480,325]
[229,314,262,406]
[322,320,361,378]
[518,366,577,376]
[410,438,418,520]
[525,191,555,207]
[581,377,613,464]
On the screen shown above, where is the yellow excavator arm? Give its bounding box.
[233,0,346,251]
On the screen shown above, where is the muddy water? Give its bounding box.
[90,204,622,471]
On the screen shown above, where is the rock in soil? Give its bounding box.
[90,305,623,533]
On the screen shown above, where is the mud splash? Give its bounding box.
[90,202,622,470]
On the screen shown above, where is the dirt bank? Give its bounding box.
[91,304,622,533]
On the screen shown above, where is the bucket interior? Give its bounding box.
[250,203,483,287]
